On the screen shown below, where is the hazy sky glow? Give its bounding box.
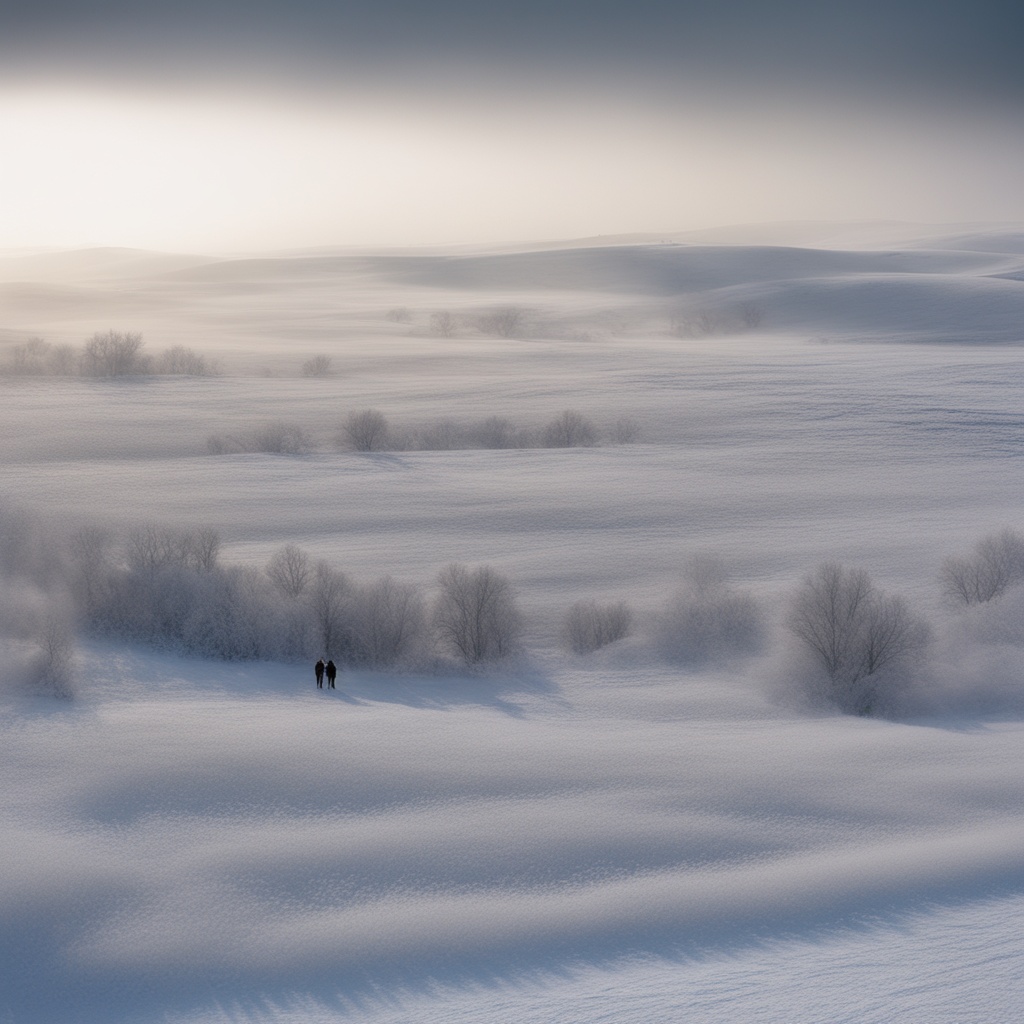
[2,1,1022,250]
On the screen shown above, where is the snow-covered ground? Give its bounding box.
[1,225,1023,1023]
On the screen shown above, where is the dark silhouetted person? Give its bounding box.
[315,659,325,688]
[325,659,337,689]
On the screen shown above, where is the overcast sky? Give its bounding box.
[2,1,1022,250]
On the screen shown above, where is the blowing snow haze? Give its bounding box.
[1,0,1023,250]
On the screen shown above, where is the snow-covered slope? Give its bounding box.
[1,224,1023,1024]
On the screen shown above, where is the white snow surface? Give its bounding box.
[1,225,1024,1023]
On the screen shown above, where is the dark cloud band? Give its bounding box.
[2,1,1022,102]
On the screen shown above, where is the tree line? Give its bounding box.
[1,499,1021,716]
[1,331,219,377]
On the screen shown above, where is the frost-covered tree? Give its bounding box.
[477,306,526,338]
[563,599,633,654]
[301,354,332,377]
[788,562,930,715]
[655,556,764,665]
[266,544,313,598]
[429,310,458,337]
[432,564,523,664]
[940,528,1024,605]
[342,409,391,452]
[352,576,426,667]
[542,410,598,448]
[308,562,353,659]
[80,330,147,377]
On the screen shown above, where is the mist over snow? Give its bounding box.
[0,225,1023,1023]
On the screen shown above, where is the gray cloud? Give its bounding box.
[3,1,1022,105]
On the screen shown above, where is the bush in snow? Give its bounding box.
[787,562,930,715]
[350,576,427,668]
[542,410,598,448]
[432,564,523,664]
[80,330,149,377]
[562,599,633,654]
[655,556,764,666]
[307,562,355,661]
[939,527,1024,605]
[341,409,391,452]
[207,421,314,456]
[301,354,332,377]
[265,544,314,598]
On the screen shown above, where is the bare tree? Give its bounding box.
[563,599,633,654]
[301,355,333,377]
[125,525,219,574]
[158,346,219,376]
[788,563,873,684]
[352,576,426,667]
[183,528,221,572]
[429,311,459,337]
[385,307,413,323]
[30,614,76,699]
[940,528,1024,605]
[342,409,391,452]
[307,562,352,658]
[69,525,115,615]
[81,330,147,377]
[473,415,518,449]
[5,337,50,375]
[788,562,930,714]
[266,544,313,598]
[432,564,523,664]
[478,307,526,338]
[542,410,598,448]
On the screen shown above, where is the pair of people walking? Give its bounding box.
[315,658,337,689]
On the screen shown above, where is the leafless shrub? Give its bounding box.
[478,306,527,338]
[251,422,314,455]
[788,562,930,714]
[125,525,220,574]
[432,564,523,664]
[542,410,598,448]
[208,421,314,456]
[385,307,413,323]
[266,544,314,598]
[69,525,115,615]
[342,409,391,452]
[308,562,353,659]
[429,310,459,337]
[158,346,220,376]
[4,337,51,375]
[563,599,633,654]
[655,556,765,666]
[351,576,427,667]
[940,528,1024,605]
[301,354,333,377]
[80,330,148,377]
[472,416,518,449]
[28,614,77,699]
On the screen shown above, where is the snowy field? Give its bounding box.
[2,224,1024,1023]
